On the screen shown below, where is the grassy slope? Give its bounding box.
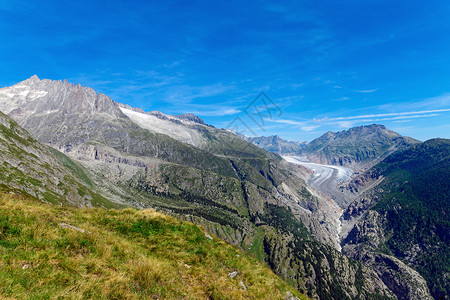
[0,189,307,300]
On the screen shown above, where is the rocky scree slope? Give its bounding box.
[0,76,396,299]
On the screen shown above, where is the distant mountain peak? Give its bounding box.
[302,124,420,168]
[242,134,307,154]
[21,74,40,85]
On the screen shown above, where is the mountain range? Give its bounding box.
[246,125,420,170]
[241,135,307,154]
[0,76,448,299]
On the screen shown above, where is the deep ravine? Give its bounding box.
[282,155,355,251]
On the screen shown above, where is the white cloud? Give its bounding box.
[301,125,319,131]
[268,119,306,126]
[333,96,349,101]
[317,108,450,122]
[336,121,356,128]
[357,113,440,122]
[355,88,378,93]
[193,108,241,117]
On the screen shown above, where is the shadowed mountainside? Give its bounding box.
[341,139,449,299]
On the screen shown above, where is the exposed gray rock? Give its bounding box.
[59,222,90,233]
[239,281,247,290]
[174,113,207,125]
[342,210,433,300]
[228,271,238,278]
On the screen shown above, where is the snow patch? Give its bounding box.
[27,90,48,100]
[120,107,205,147]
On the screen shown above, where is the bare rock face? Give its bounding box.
[0,77,129,149]
[342,210,433,300]
[364,253,432,300]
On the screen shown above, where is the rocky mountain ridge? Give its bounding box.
[299,124,420,169]
[241,134,307,154]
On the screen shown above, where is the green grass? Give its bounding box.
[246,227,266,262]
[0,191,308,299]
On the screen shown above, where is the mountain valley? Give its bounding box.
[0,76,448,299]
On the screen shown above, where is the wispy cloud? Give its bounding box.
[335,121,355,128]
[357,113,440,122]
[265,119,320,132]
[382,93,450,110]
[162,100,242,116]
[187,107,241,117]
[332,96,349,102]
[333,113,441,128]
[301,125,319,131]
[315,108,450,122]
[264,106,450,133]
[268,119,306,126]
[355,88,378,93]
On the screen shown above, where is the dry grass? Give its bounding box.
[0,191,309,299]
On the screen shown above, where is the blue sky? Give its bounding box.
[1,0,450,141]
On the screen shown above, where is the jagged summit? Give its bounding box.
[16,74,40,86]
[27,74,40,83]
